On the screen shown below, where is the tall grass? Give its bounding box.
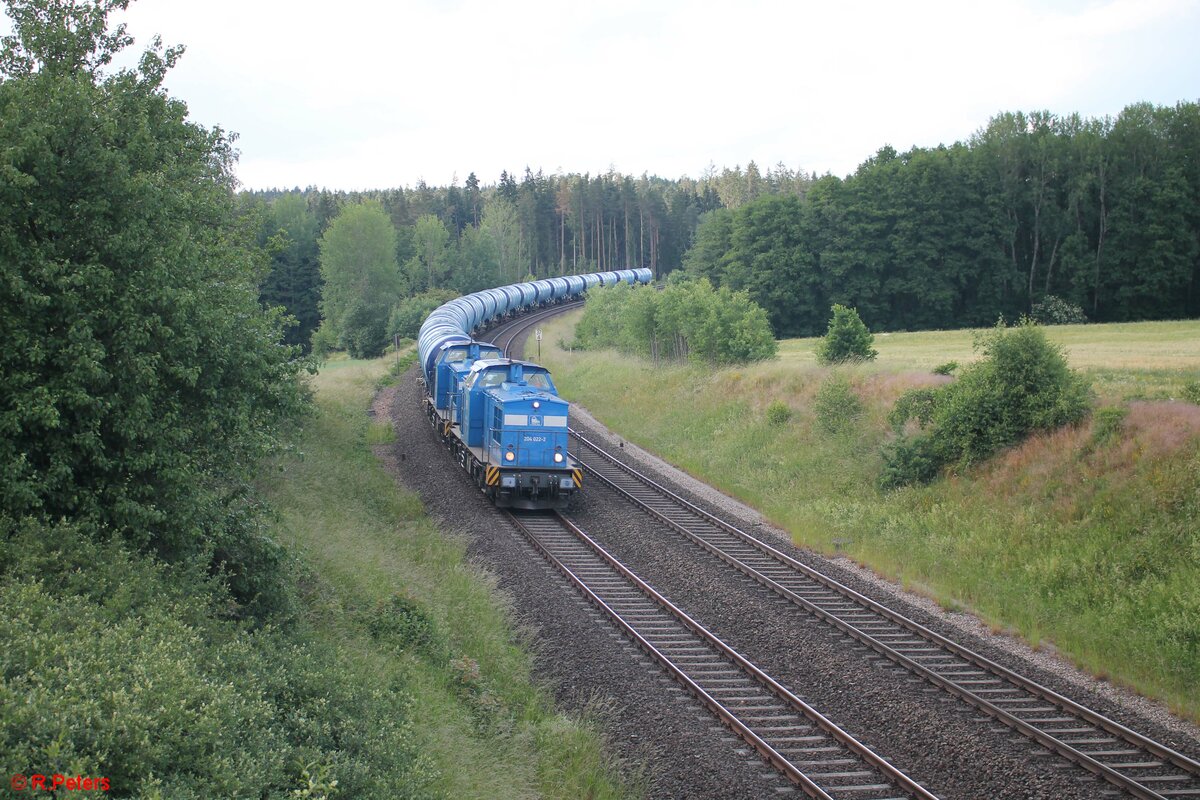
[537,314,1200,720]
[261,353,639,800]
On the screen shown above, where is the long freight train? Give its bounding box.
[417,269,654,509]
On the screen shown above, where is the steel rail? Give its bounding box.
[569,427,1200,800]
[505,509,938,800]
[483,300,583,357]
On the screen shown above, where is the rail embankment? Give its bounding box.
[535,312,1200,721]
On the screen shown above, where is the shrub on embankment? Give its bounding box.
[0,519,436,799]
[574,278,777,365]
[881,321,1094,488]
[533,312,1200,720]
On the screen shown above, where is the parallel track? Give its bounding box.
[568,428,1200,800]
[506,510,938,800]
[485,300,583,357]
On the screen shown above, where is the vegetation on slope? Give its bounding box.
[258,354,638,800]
[575,279,776,365]
[538,311,1200,720]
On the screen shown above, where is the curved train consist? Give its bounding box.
[417,268,654,509]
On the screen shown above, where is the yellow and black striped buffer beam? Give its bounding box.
[572,468,583,488]
[486,465,500,486]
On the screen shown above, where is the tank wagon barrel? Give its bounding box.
[418,268,651,384]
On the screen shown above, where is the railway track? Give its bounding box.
[568,428,1200,800]
[485,299,582,356]
[506,509,938,800]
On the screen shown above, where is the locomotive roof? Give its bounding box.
[467,358,550,374]
[437,339,499,353]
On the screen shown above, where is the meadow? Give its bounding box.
[259,353,637,800]
[535,313,1200,720]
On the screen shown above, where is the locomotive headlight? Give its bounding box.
[532,400,540,409]
[504,450,515,462]
[553,452,564,463]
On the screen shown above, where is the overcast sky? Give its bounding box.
[9,0,1197,190]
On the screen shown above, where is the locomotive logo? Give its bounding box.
[529,415,543,426]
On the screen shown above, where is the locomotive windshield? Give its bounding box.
[526,373,552,390]
[479,371,506,388]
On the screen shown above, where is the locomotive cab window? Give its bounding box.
[491,407,502,444]
[480,371,506,388]
[526,373,551,390]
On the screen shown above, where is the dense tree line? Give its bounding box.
[248,163,815,353]
[683,104,1200,337]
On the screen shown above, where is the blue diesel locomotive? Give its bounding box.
[417,269,652,509]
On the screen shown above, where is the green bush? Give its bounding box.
[365,593,439,654]
[1090,406,1129,448]
[816,305,877,364]
[888,388,940,432]
[389,289,460,340]
[813,374,863,435]
[1183,380,1200,405]
[879,434,947,488]
[881,320,1093,486]
[766,400,793,426]
[341,299,390,359]
[1031,295,1088,325]
[576,279,777,366]
[932,361,958,375]
[0,0,310,618]
[0,520,437,800]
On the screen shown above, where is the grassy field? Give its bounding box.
[260,353,638,800]
[535,313,1200,720]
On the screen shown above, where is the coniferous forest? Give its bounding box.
[251,102,1199,354]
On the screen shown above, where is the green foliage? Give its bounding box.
[1183,380,1200,406]
[575,280,776,366]
[341,298,390,359]
[254,193,323,352]
[403,213,451,293]
[932,361,958,375]
[882,321,1093,487]
[0,0,309,611]
[388,288,459,340]
[0,520,436,800]
[318,201,403,348]
[365,593,439,655]
[888,388,940,432]
[1032,295,1088,325]
[816,305,878,364]
[1090,406,1128,448]
[765,400,792,426]
[813,374,864,434]
[879,434,946,488]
